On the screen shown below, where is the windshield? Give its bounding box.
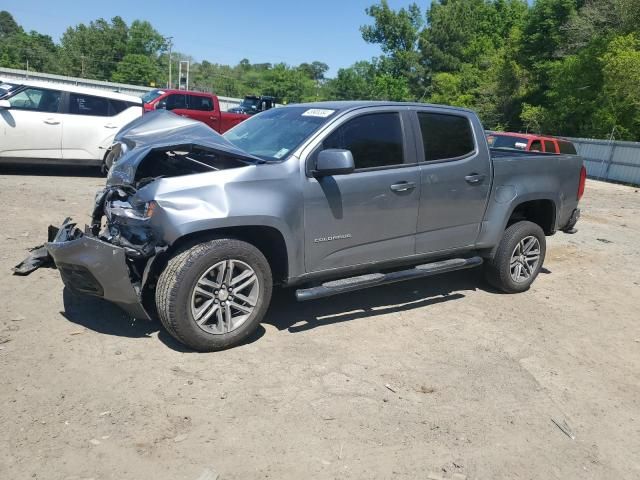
[241,97,260,109]
[141,89,165,104]
[0,82,19,98]
[487,134,529,150]
[223,106,337,161]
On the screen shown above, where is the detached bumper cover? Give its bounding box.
[45,220,151,320]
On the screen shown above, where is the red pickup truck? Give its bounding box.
[487,132,577,155]
[141,89,248,133]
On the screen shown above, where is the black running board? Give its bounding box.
[295,256,483,301]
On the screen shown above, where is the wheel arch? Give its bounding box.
[506,198,557,235]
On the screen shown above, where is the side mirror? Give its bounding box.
[0,99,11,109]
[314,149,355,177]
[155,100,166,110]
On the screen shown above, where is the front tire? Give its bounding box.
[155,239,272,351]
[484,221,546,293]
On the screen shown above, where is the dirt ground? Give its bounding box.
[0,167,638,480]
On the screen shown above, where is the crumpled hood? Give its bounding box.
[107,110,260,186]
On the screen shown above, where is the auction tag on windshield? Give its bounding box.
[274,148,289,159]
[302,108,335,118]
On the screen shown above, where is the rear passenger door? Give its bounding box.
[414,110,491,254]
[61,93,124,162]
[303,110,421,272]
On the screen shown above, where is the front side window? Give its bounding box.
[165,94,186,110]
[418,112,475,161]
[188,95,214,111]
[69,93,109,116]
[530,140,542,152]
[8,87,61,113]
[323,112,404,170]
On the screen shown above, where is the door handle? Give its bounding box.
[43,119,60,125]
[465,174,486,185]
[390,181,416,192]
[104,124,118,129]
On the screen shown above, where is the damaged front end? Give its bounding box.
[14,110,262,320]
[43,219,156,320]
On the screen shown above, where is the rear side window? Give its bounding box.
[188,95,214,111]
[418,112,475,161]
[323,112,404,170]
[8,87,61,113]
[69,93,110,116]
[558,141,577,155]
[544,140,556,153]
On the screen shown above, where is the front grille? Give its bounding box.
[58,264,104,296]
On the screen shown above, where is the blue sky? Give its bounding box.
[9,0,424,76]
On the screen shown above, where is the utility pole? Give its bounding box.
[178,60,189,91]
[166,36,174,89]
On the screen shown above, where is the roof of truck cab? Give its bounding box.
[151,88,216,96]
[7,78,142,103]
[287,100,477,115]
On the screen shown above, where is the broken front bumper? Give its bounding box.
[46,220,151,320]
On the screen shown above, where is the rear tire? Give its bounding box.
[155,238,272,351]
[484,221,546,293]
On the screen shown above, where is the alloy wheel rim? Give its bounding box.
[190,259,259,335]
[510,236,541,283]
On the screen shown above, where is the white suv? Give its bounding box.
[0,80,142,169]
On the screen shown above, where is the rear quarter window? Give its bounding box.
[558,141,577,155]
[418,112,475,161]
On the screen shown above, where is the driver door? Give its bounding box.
[0,86,63,160]
[303,110,420,273]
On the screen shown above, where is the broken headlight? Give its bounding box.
[105,200,156,223]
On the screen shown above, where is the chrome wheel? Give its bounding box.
[190,259,259,335]
[510,235,541,283]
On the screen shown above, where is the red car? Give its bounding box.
[141,89,249,133]
[487,132,577,155]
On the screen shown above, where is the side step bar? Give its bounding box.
[295,256,483,302]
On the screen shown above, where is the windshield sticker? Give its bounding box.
[274,148,289,159]
[515,142,528,149]
[302,108,335,118]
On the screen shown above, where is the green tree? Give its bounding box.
[0,10,21,38]
[361,0,425,96]
[59,16,129,79]
[111,53,160,85]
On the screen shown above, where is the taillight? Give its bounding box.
[577,165,586,200]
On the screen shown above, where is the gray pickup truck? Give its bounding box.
[17,102,585,351]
